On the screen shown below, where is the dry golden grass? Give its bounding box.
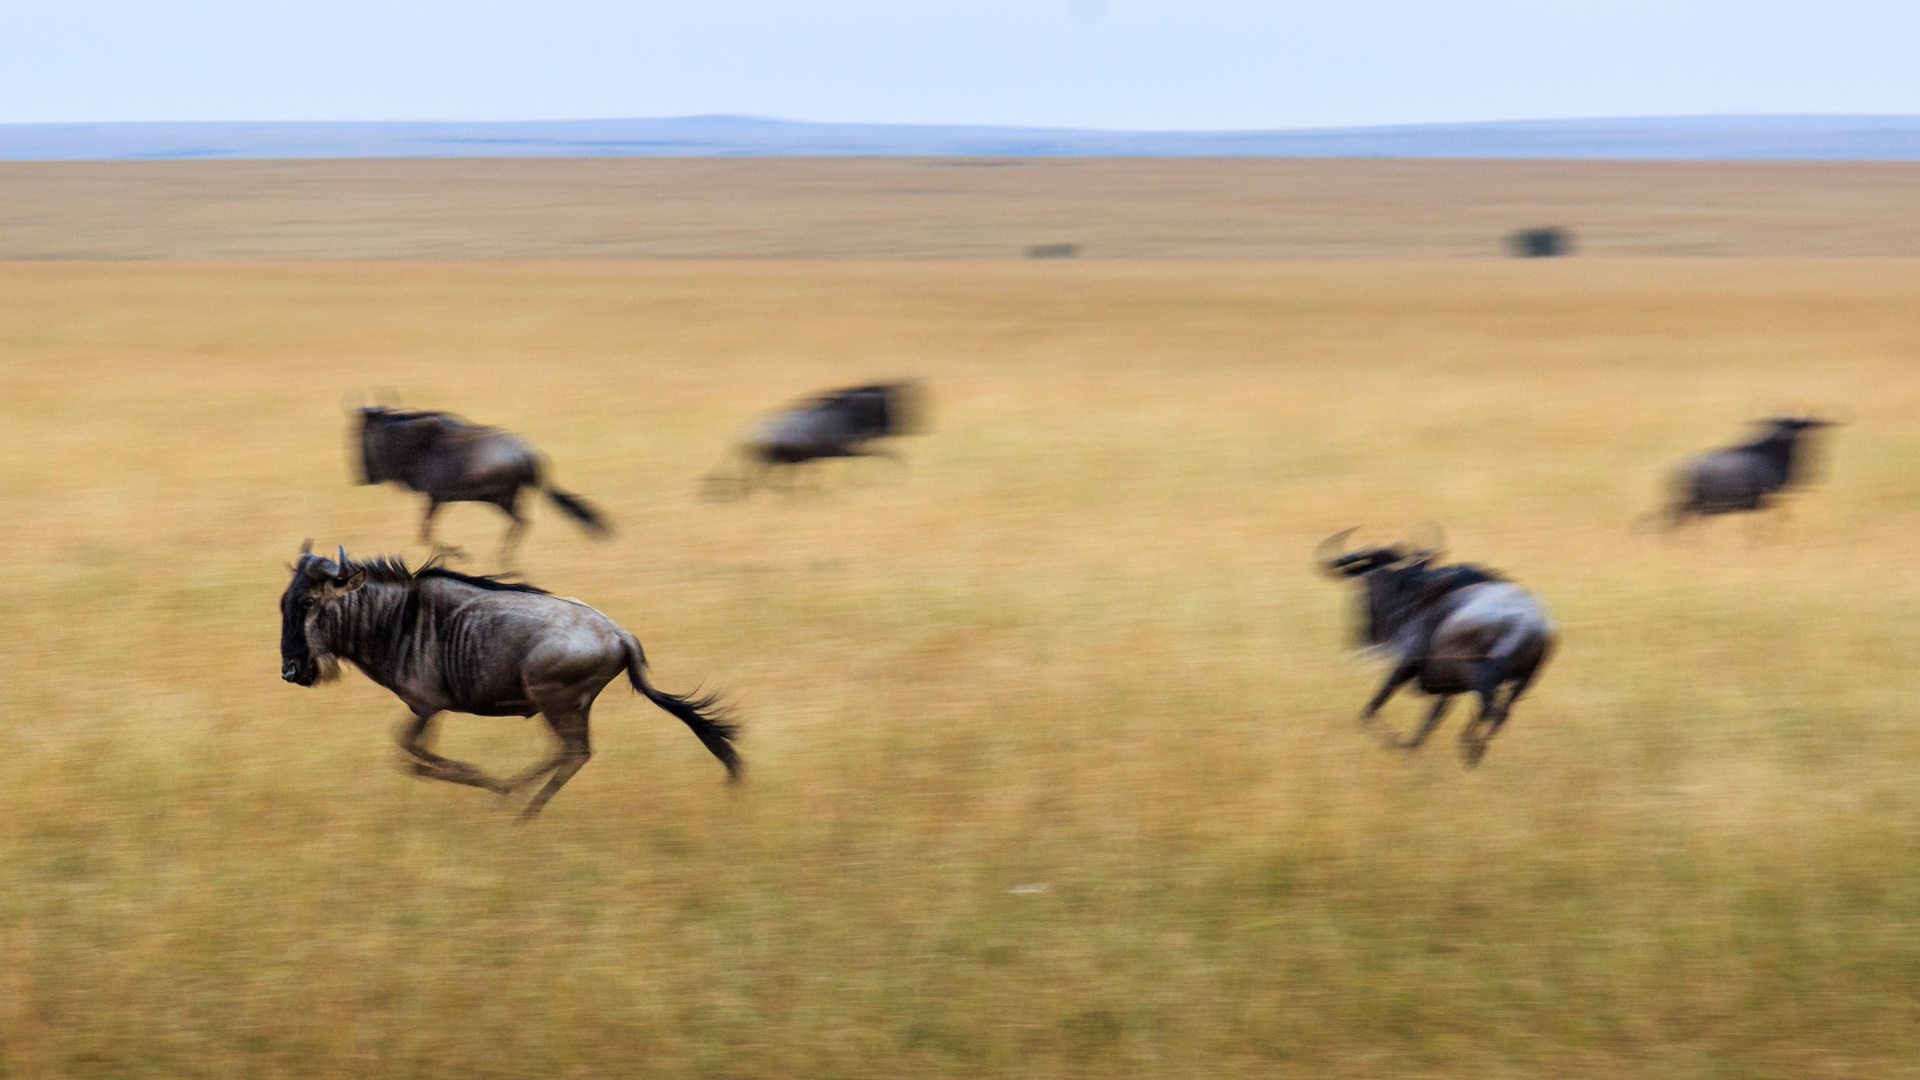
[6,158,1920,259]
[4,258,1920,1077]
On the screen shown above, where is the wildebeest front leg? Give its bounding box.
[496,496,527,571]
[398,711,510,793]
[1396,695,1453,750]
[420,500,465,560]
[1359,663,1417,727]
[516,711,592,821]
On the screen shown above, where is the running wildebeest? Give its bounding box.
[1663,415,1840,528]
[1317,529,1556,766]
[353,405,610,566]
[279,542,740,819]
[704,381,926,499]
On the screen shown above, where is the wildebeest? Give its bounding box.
[704,382,926,499]
[279,542,740,819]
[1508,226,1572,257]
[354,406,609,566]
[1316,529,1556,766]
[1663,416,1839,527]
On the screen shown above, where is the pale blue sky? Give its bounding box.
[5,1,1919,129]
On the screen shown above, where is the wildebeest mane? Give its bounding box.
[349,553,551,595]
[368,407,472,428]
[804,382,925,439]
[1356,559,1505,651]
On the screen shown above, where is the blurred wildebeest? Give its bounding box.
[704,381,926,499]
[1663,415,1840,528]
[353,405,609,566]
[1317,529,1556,766]
[1508,226,1572,257]
[279,542,740,819]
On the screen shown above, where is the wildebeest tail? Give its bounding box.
[621,635,743,781]
[543,484,612,537]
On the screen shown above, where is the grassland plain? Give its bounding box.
[5,158,1920,259]
[3,259,1920,1078]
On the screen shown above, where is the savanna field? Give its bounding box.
[5,252,1920,1077]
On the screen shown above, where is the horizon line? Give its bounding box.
[10,113,1920,162]
[8,111,1920,132]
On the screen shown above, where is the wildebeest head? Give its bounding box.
[1760,416,1834,434]
[280,541,367,686]
[1316,529,1441,648]
[352,406,445,486]
[812,382,927,440]
[1769,416,1839,478]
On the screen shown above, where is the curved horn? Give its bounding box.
[1315,527,1360,576]
[336,545,350,576]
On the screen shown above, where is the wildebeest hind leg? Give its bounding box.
[516,711,592,821]
[1397,696,1452,750]
[1461,657,1532,767]
[398,711,511,794]
[1482,663,1540,742]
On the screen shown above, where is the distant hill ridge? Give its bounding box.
[6,115,1920,160]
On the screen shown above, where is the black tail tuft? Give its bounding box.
[545,486,612,537]
[624,641,743,781]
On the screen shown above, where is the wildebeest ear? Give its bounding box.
[299,538,314,556]
[337,567,367,592]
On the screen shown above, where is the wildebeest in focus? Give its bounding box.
[1663,415,1840,528]
[1317,529,1556,766]
[353,405,609,566]
[704,381,926,499]
[279,542,740,819]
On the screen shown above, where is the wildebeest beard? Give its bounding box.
[1361,563,1430,649]
[280,550,362,686]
